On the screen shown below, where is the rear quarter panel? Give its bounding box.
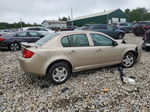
[35,49,75,75]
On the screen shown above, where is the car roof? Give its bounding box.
[10,30,39,35]
[57,30,99,34]
[56,30,114,39]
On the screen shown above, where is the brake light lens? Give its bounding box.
[23,49,35,58]
[0,38,5,42]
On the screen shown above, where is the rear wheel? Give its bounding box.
[9,43,20,51]
[46,62,70,84]
[121,52,136,68]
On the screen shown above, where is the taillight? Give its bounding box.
[23,49,34,58]
[0,38,5,42]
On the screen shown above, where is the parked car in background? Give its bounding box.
[142,29,150,51]
[0,31,44,51]
[0,29,12,36]
[51,27,60,31]
[112,22,133,33]
[132,21,150,36]
[19,31,141,84]
[79,24,125,39]
[60,26,77,31]
[26,27,54,35]
[75,24,91,30]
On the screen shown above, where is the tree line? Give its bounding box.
[0,7,150,29]
[124,7,150,22]
[0,22,39,30]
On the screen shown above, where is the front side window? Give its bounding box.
[61,34,89,47]
[90,33,113,46]
[17,32,27,37]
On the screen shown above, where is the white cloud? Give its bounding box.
[0,0,149,24]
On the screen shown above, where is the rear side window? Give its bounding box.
[61,36,70,47]
[92,25,107,29]
[28,28,40,31]
[29,32,39,37]
[40,28,47,31]
[61,34,89,47]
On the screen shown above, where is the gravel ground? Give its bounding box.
[0,33,150,112]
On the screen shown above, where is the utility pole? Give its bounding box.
[71,7,73,26]
[20,18,22,29]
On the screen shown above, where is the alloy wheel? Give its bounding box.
[122,54,134,67]
[52,67,68,83]
[10,43,20,51]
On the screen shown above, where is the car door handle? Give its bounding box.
[96,49,102,52]
[68,50,76,54]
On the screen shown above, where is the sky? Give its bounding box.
[0,0,150,24]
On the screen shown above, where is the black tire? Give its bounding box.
[135,33,140,36]
[142,42,150,51]
[121,52,136,68]
[9,42,20,51]
[46,62,70,85]
[118,33,124,39]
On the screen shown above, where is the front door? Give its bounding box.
[90,33,123,65]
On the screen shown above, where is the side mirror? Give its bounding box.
[112,41,118,46]
[40,35,44,38]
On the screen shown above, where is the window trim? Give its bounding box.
[61,36,71,47]
[90,33,114,46]
[60,34,90,47]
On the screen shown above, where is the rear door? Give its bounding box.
[60,34,95,69]
[90,33,123,65]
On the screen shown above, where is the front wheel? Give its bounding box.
[121,52,136,68]
[9,43,20,51]
[46,62,70,84]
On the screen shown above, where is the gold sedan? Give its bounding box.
[19,31,142,84]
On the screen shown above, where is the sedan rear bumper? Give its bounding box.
[19,56,46,76]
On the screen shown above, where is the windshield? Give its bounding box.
[36,33,59,46]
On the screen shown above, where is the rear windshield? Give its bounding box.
[36,33,59,46]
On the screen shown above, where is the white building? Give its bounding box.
[42,20,67,28]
